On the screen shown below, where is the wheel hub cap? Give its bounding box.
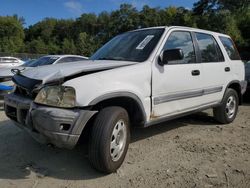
[116,133,121,144]
[226,96,236,119]
[110,120,127,162]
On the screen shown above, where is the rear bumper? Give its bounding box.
[4,93,97,149]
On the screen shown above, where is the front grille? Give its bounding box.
[15,86,38,99]
[4,93,33,127]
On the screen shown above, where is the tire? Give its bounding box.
[88,106,130,173]
[213,88,239,124]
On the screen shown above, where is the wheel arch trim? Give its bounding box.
[88,91,147,124]
[224,80,243,105]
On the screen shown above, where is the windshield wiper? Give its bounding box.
[97,57,125,61]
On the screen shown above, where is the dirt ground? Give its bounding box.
[0,101,249,188]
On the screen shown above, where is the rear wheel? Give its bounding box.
[88,106,130,173]
[213,88,239,124]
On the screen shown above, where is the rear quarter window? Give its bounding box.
[1,58,18,63]
[195,33,224,63]
[219,36,241,60]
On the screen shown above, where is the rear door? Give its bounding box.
[152,29,203,117]
[194,32,230,105]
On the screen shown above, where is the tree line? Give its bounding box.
[0,0,249,59]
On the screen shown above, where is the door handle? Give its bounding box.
[225,67,230,72]
[191,70,200,76]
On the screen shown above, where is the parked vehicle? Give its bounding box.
[0,57,25,68]
[0,55,87,98]
[245,61,250,92]
[4,26,246,173]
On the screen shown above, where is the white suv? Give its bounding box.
[4,26,246,173]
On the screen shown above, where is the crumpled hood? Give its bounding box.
[17,60,137,84]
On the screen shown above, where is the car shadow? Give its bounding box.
[242,103,250,107]
[0,102,4,111]
[130,111,217,143]
[0,111,218,181]
[243,92,250,103]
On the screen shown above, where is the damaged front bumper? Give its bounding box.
[0,89,11,100]
[0,83,13,99]
[4,93,97,149]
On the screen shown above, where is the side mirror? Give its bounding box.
[158,49,184,66]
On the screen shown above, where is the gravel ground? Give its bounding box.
[0,101,249,188]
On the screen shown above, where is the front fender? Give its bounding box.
[63,62,152,120]
[89,91,147,122]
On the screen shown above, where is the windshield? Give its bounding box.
[91,28,165,62]
[23,59,36,66]
[24,56,59,67]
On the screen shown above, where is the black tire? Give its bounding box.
[88,106,130,173]
[213,88,239,124]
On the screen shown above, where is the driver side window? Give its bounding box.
[163,31,196,64]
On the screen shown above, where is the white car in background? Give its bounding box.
[0,55,88,97]
[0,57,25,68]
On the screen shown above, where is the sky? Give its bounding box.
[0,0,197,27]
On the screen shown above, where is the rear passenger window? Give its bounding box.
[71,57,86,61]
[2,58,18,63]
[164,31,196,64]
[219,36,241,60]
[57,57,73,63]
[195,33,224,63]
[58,57,85,63]
[10,58,18,63]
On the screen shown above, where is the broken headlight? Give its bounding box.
[34,86,76,108]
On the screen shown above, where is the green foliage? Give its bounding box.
[0,16,24,53]
[0,1,249,59]
[25,37,48,54]
[76,32,98,56]
[62,38,76,54]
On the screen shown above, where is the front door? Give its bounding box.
[152,30,203,117]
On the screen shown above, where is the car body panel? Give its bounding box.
[63,62,152,120]
[20,60,137,84]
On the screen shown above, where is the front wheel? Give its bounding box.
[213,88,239,124]
[88,106,130,173]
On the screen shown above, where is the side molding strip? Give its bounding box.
[154,86,223,105]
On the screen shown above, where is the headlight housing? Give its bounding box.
[34,86,76,108]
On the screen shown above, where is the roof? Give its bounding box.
[168,26,230,38]
[0,56,22,59]
[131,26,230,38]
[42,55,88,59]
